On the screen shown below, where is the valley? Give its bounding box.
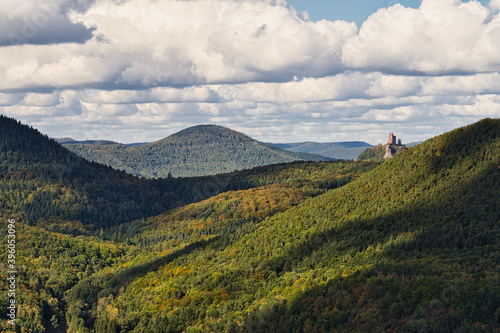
[0,116,498,332]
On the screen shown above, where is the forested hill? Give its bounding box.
[0,117,499,332]
[63,124,330,178]
[0,116,320,229]
[0,115,177,228]
[60,118,498,332]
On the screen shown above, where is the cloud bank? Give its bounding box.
[0,0,499,144]
[0,0,95,46]
[343,0,500,74]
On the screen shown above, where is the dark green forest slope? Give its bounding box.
[0,117,498,333]
[0,116,237,229]
[63,125,329,178]
[0,115,175,228]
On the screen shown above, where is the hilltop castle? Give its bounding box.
[387,133,403,146]
[384,133,405,159]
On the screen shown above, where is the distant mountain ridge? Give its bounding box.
[62,125,331,178]
[56,139,120,145]
[54,137,76,144]
[54,138,150,147]
[271,141,372,160]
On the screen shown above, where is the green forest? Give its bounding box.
[0,116,499,332]
[62,125,329,178]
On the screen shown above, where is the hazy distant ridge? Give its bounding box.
[270,141,372,160]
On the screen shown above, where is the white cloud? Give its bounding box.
[2,0,500,90]
[420,73,500,96]
[22,91,59,106]
[0,93,24,106]
[0,0,358,91]
[490,0,500,12]
[0,0,499,146]
[2,68,500,144]
[0,0,94,46]
[69,0,356,87]
[343,0,500,74]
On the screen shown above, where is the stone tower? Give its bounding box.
[387,133,397,145]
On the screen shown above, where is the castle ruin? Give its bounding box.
[384,133,405,159]
[384,144,394,159]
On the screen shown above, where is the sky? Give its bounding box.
[288,0,491,23]
[1,0,500,144]
[288,0,421,23]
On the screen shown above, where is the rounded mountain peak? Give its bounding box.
[166,124,254,142]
